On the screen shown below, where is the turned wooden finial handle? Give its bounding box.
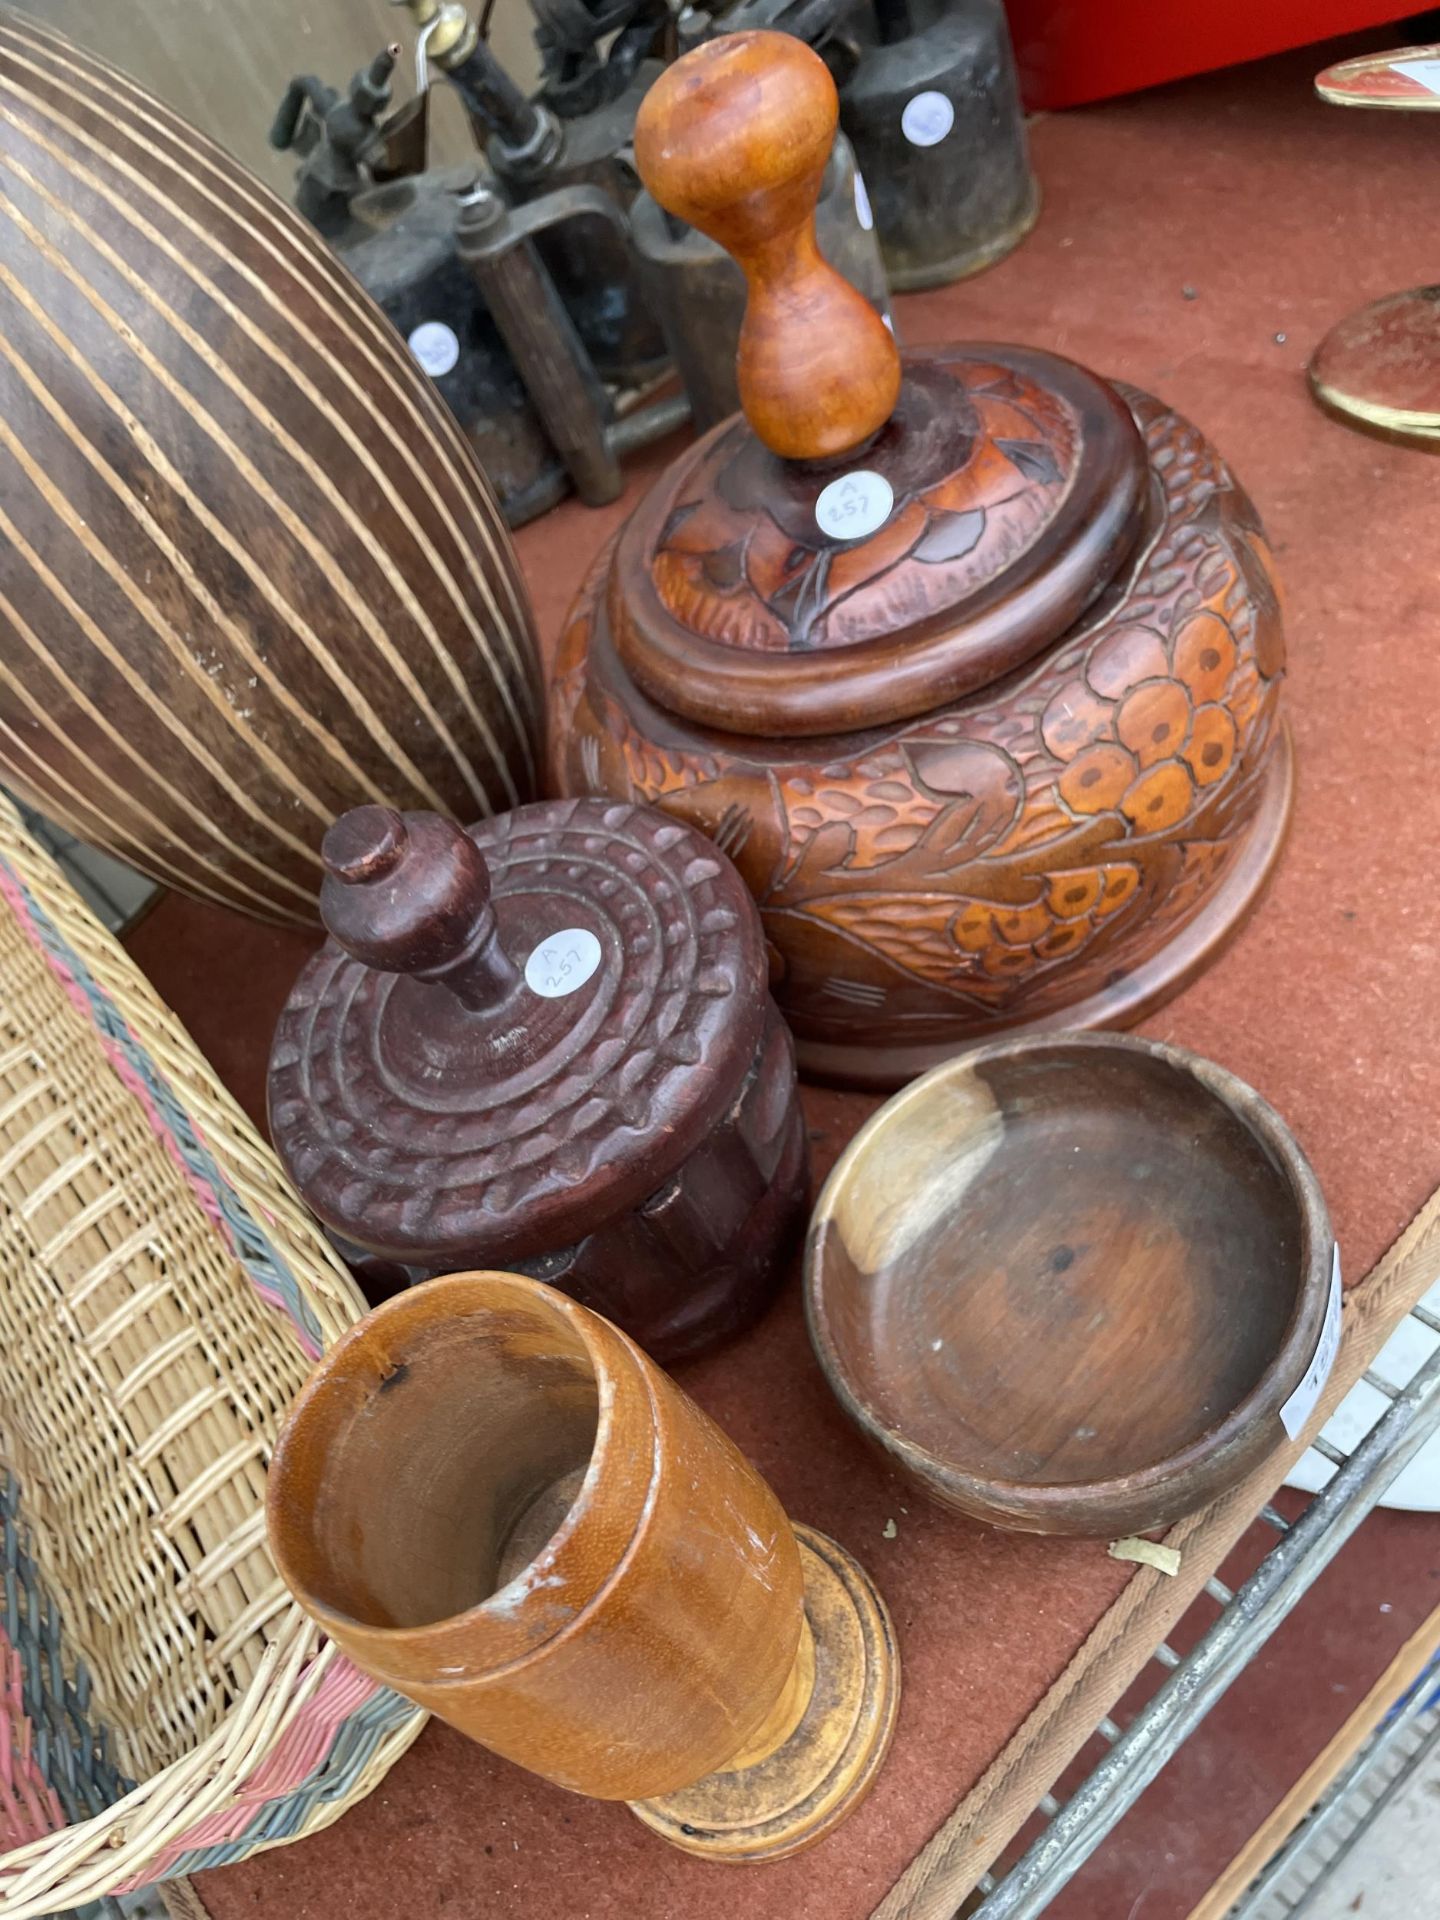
[320,805,519,1011]
[634,30,902,462]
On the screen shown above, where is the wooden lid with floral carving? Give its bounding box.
[610,344,1148,738]
[614,31,1150,739]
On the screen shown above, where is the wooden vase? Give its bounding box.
[267,1272,900,1861]
[0,11,543,925]
[548,31,1291,1089]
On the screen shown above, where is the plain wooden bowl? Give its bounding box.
[805,1034,1334,1537]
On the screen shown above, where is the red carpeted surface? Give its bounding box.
[142,30,1440,1920]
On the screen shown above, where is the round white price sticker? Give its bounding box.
[901,90,955,148]
[408,320,460,378]
[815,470,893,542]
[525,927,602,999]
[853,170,874,231]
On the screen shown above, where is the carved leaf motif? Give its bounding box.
[991,804,1106,864]
[966,363,1027,401]
[996,438,1064,485]
[822,977,887,1008]
[917,798,1007,861]
[700,544,747,593]
[802,892,989,982]
[712,802,755,860]
[768,549,836,648]
[907,738,1020,803]
[659,499,701,545]
[913,508,987,565]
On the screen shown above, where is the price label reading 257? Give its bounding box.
[814,470,894,542]
[524,927,603,999]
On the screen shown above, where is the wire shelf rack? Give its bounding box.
[965,1282,1440,1919]
[1225,1649,1439,1919]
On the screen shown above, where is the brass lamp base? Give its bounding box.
[1310,287,1440,446]
[630,1526,901,1864]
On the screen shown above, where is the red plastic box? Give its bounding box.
[1004,0,1411,109]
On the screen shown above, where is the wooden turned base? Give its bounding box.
[1309,288,1440,446]
[628,1526,900,1863]
[796,723,1294,1091]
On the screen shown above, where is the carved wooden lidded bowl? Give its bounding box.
[806,1035,1336,1537]
[0,11,542,925]
[268,798,807,1363]
[549,30,1292,1088]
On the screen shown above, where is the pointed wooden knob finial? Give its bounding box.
[320,805,519,1011]
[634,30,902,462]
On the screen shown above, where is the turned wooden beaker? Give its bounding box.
[266,1271,899,1861]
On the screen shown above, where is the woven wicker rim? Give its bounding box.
[0,793,424,1918]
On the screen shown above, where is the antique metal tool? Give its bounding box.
[274,16,686,521]
[835,0,1038,289]
[396,0,668,383]
[273,3,898,522]
[270,45,411,239]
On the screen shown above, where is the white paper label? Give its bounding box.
[815,470,894,541]
[524,927,602,999]
[1390,58,1440,95]
[853,170,874,231]
[1281,1245,1344,1440]
[902,90,955,147]
[408,320,460,378]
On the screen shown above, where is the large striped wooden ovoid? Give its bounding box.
[0,11,543,925]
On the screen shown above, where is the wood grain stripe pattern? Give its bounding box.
[0,11,544,926]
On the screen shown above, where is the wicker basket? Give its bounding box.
[0,794,424,1917]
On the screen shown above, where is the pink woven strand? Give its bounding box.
[0,865,229,1239]
[114,1657,384,1889]
[0,856,369,1883]
[0,863,322,1361]
[0,1638,66,1853]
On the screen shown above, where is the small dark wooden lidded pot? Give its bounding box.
[267,1272,900,1861]
[550,29,1292,1090]
[267,798,807,1363]
[806,1035,1335,1536]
